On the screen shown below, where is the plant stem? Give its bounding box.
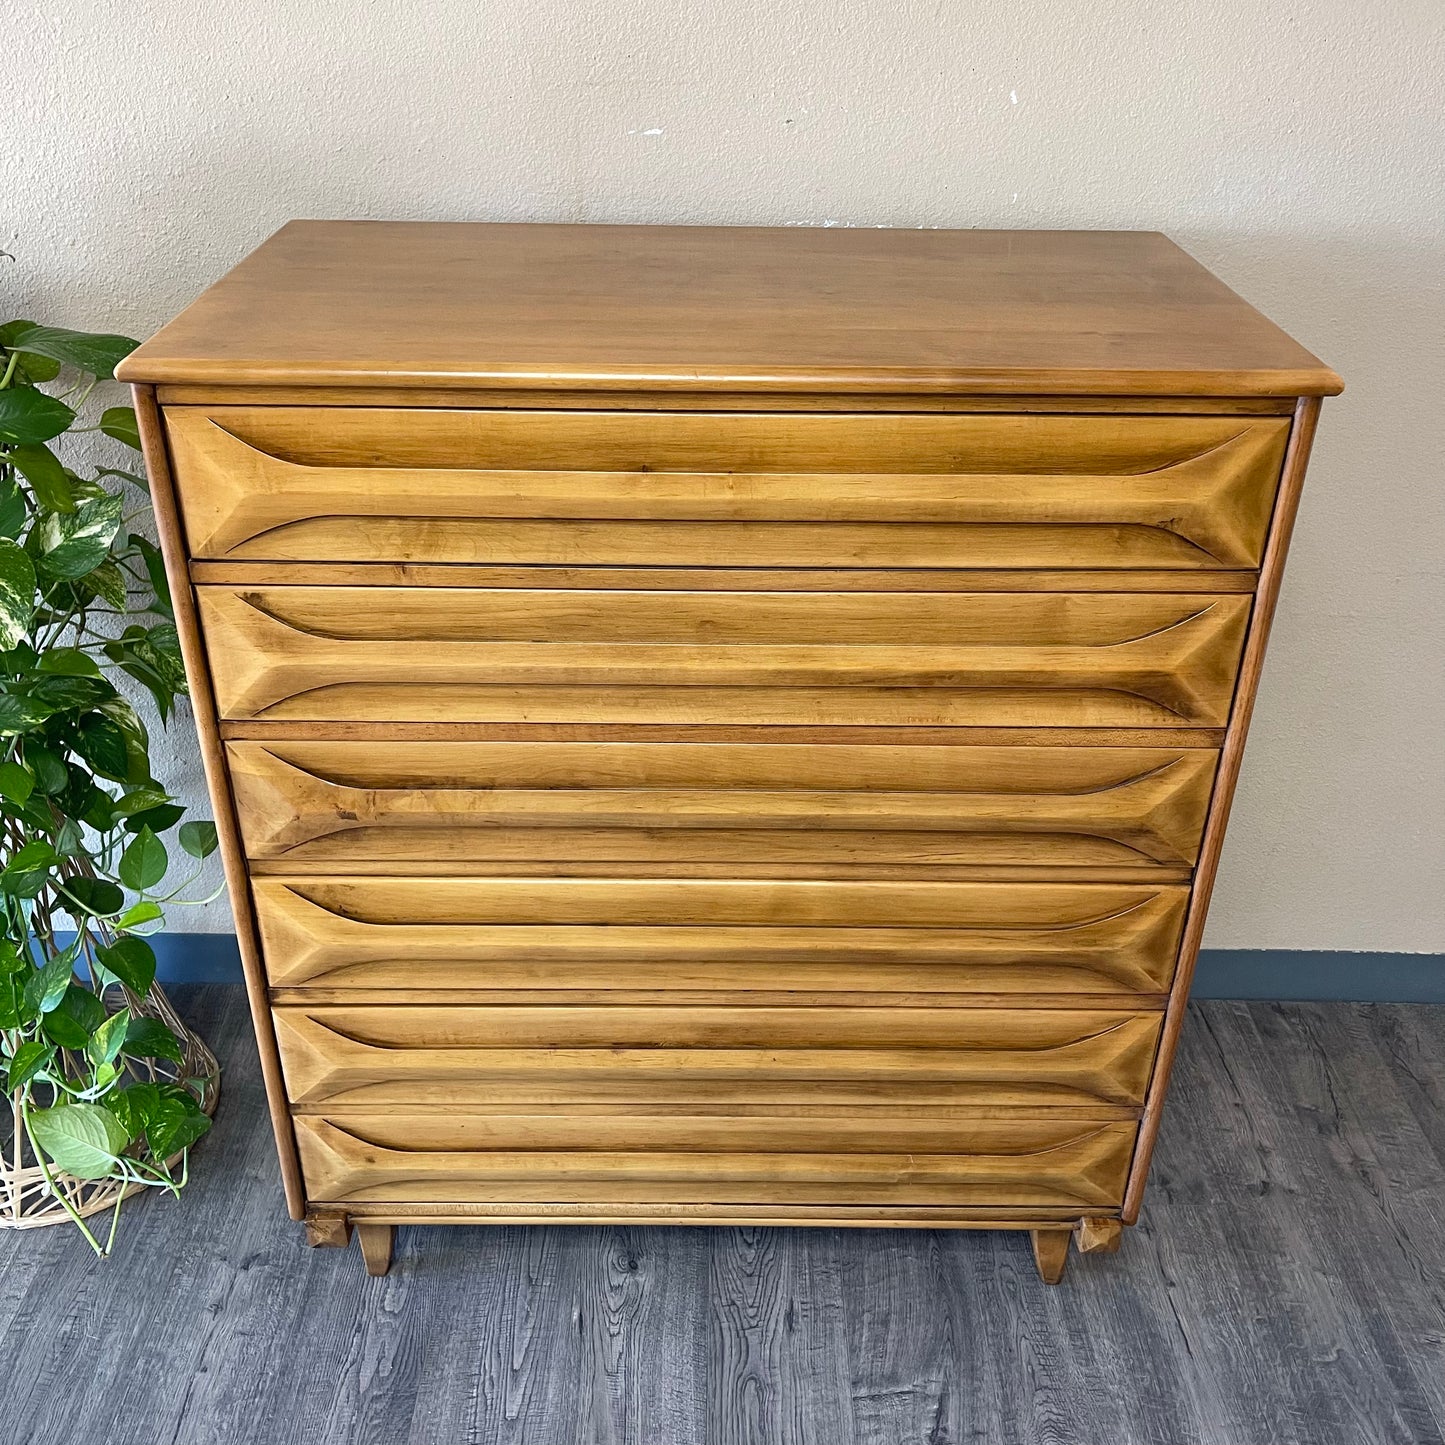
[19,1097,104,1256]
[103,1183,124,1255]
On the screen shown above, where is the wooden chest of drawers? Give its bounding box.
[120,222,1339,1281]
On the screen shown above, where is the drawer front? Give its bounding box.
[229,740,1218,869]
[166,406,1286,570]
[198,587,1250,726]
[293,1111,1137,1208]
[252,876,1188,996]
[273,1003,1163,1109]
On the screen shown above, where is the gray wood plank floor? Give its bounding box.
[1,988,1442,1445]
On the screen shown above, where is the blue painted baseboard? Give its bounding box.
[117,934,1445,1003]
[1189,950,1444,1003]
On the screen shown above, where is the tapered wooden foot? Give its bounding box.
[356,1223,395,1277]
[1074,1217,1123,1255]
[1031,1228,1071,1284]
[305,1214,352,1249]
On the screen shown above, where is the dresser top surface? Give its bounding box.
[119,221,1339,397]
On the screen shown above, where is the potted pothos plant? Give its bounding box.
[0,318,219,1254]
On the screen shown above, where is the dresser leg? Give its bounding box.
[1074,1217,1123,1255]
[356,1223,395,1277]
[1030,1228,1071,1284]
[304,1213,352,1249]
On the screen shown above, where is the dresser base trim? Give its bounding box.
[303,1205,1126,1283]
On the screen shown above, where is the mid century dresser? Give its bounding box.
[120,222,1339,1281]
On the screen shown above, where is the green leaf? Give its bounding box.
[38,647,101,677]
[0,941,26,976]
[145,1092,211,1159]
[131,537,171,617]
[81,558,127,610]
[106,621,188,721]
[23,949,76,1014]
[2,839,61,898]
[178,820,218,859]
[17,355,62,385]
[3,325,138,380]
[115,899,163,930]
[4,1040,53,1093]
[26,746,68,794]
[0,538,36,650]
[8,443,75,513]
[36,493,123,580]
[99,406,141,451]
[65,475,106,504]
[124,802,185,835]
[42,985,108,1048]
[0,326,63,386]
[0,978,28,1030]
[32,673,110,710]
[114,784,169,816]
[0,387,75,446]
[0,693,53,735]
[110,661,176,724]
[98,697,150,783]
[54,817,86,857]
[86,1006,131,1066]
[64,876,126,917]
[27,1102,130,1179]
[119,826,167,891]
[129,623,186,686]
[104,1080,161,1141]
[0,479,27,538]
[122,1015,182,1064]
[95,936,155,995]
[7,838,60,870]
[0,759,34,804]
[0,639,36,674]
[75,712,130,781]
[78,785,118,832]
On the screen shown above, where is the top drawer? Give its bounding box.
[164,407,1288,570]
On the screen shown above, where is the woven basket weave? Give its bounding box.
[2,981,220,1230]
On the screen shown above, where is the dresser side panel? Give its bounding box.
[1122,395,1323,1220]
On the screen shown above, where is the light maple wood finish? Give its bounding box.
[166,406,1287,570]
[222,720,1228,749]
[132,386,307,1221]
[227,740,1218,870]
[1075,1216,1124,1253]
[197,586,1251,727]
[126,223,1335,1282]
[251,876,1188,997]
[1122,396,1324,1223]
[271,1004,1163,1110]
[1031,1228,1072,1284]
[192,562,1258,594]
[355,1222,394,1277]
[116,222,1340,397]
[155,384,1300,413]
[292,1113,1138,1208]
[302,1213,351,1249]
[328,1201,1097,1225]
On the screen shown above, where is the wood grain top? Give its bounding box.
[119,222,1340,397]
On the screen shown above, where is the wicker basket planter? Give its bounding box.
[2,980,219,1230]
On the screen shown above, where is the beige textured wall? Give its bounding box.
[12,0,1444,949]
